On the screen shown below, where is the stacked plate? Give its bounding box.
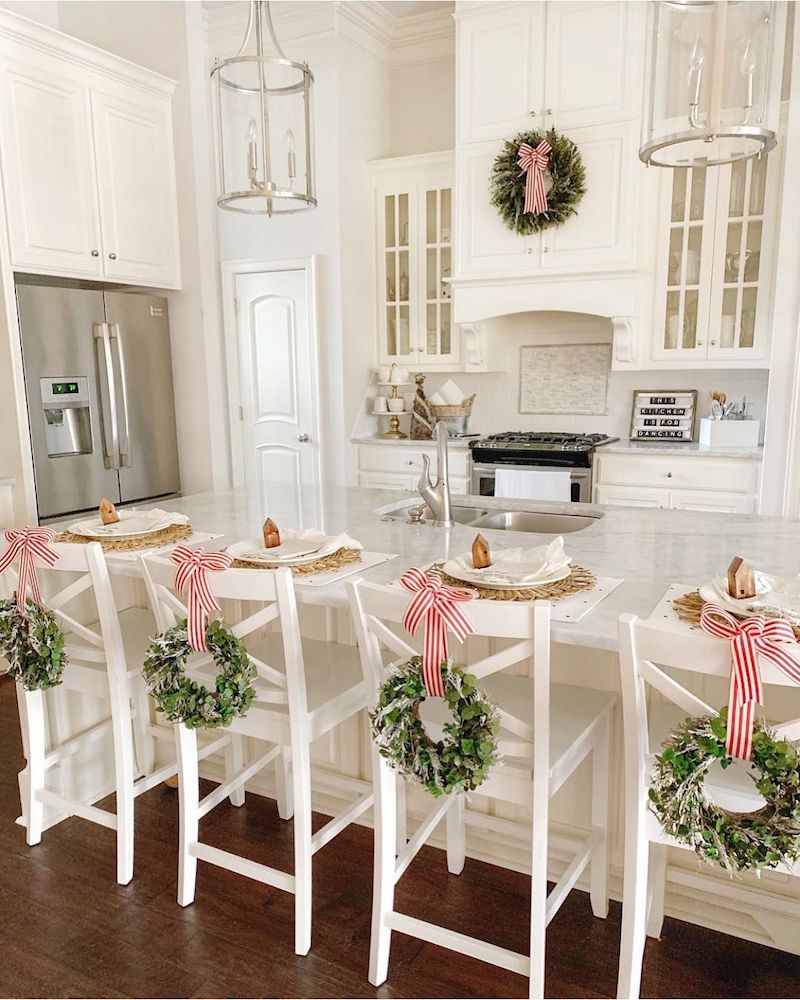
[444,536,572,590]
[68,508,190,540]
[227,529,363,568]
[699,572,800,624]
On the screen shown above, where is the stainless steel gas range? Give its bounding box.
[469,431,618,503]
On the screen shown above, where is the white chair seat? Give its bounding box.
[421,675,616,801]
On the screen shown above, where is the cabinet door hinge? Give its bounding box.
[233,297,240,316]
[238,405,244,421]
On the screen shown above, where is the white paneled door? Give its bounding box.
[233,265,321,516]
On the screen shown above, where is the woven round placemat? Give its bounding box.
[430,562,596,602]
[231,547,362,577]
[672,589,800,642]
[54,523,194,552]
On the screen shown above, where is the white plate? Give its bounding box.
[443,558,571,590]
[226,537,326,566]
[69,509,189,539]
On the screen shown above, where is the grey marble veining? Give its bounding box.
[137,484,800,653]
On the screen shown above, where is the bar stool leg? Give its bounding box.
[370,751,397,987]
[617,804,650,1000]
[646,843,668,939]
[176,724,200,906]
[225,734,245,807]
[446,794,466,875]
[23,689,46,846]
[292,733,313,956]
[276,748,294,820]
[590,713,611,918]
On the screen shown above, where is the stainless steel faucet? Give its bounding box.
[418,421,454,527]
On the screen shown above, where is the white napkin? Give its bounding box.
[439,379,465,405]
[271,528,363,556]
[452,536,571,586]
[429,391,446,406]
[70,508,189,536]
[495,468,572,502]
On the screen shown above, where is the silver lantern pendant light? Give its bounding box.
[211,0,316,214]
[640,0,786,168]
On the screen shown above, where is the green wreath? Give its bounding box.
[0,596,66,691]
[143,619,256,729]
[490,127,586,236]
[370,656,500,797]
[649,710,800,874]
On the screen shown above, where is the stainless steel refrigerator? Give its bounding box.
[17,283,181,520]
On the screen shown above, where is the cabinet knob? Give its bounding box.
[91,249,100,257]
[543,246,550,254]
[108,252,117,260]
[526,247,534,254]
[666,472,673,478]
[545,107,553,115]
[697,339,704,346]
[297,433,310,443]
[711,339,717,346]
[407,460,414,466]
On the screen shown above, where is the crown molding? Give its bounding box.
[204,1,453,66]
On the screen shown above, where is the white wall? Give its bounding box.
[388,54,454,156]
[0,0,57,27]
[209,7,389,487]
[415,312,770,441]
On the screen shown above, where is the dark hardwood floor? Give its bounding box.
[2,675,799,999]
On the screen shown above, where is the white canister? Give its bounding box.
[377,365,391,383]
[699,417,760,449]
[387,397,405,413]
[373,395,388,413]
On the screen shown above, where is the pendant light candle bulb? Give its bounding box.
[687,34,705,127]
[741,38,757,119]
[286,128,296,184]
[247,119,259,185]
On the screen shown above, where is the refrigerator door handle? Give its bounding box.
[109,323,131,468]
[93,322,120,470]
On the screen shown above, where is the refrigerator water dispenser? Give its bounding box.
[40,377,93,457]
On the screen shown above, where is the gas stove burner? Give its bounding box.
[475,431,617,453]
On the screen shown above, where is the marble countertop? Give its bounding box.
[598,441,764,460]
[136,484,800,653]
[351,436,474,449]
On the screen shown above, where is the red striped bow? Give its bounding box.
[171,546,232,652]
[518,138,552,216]
[700,604,800,760]
[400,568,478,697]
[0,527,58,615]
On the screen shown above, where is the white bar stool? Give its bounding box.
[1,538,176,884]
[348,577,616,999]
[142,554,370,956]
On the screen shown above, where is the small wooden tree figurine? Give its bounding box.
[262,518,281,549]
[409,373,434,440]
[727,555,756,599]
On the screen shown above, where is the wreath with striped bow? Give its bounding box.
[490,127,586,236]
[0,596,66,691]
[143,619,256,729]
[649,710,800,874]
[370,656,500,797]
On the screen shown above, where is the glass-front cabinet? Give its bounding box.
[653,149,780,366]
[371,152,456,368]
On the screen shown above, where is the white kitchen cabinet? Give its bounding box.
[0,12,181,289]
[456,121,637,276]
[456,1,642,144]
[593,452,761,513]
[91,87,180,287]
[371,152,457,369]
[357,442,470,494]
[651,149,781,368]
[0,56,103,278]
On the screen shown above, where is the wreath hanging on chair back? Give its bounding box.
[490,128,586,236]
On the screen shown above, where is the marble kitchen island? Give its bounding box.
[39,484,800,956]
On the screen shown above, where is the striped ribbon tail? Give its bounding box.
[171,545,233,652]
[517,138,552,215]
[400,567,477,697]
[0,527,58,615]
[700,604,800,759]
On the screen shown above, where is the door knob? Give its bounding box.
[297,433,310,443]
[109,252,117,260]
[91,249,100,257]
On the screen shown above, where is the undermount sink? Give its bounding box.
[379,502,603,533]
[470,510,603,534]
